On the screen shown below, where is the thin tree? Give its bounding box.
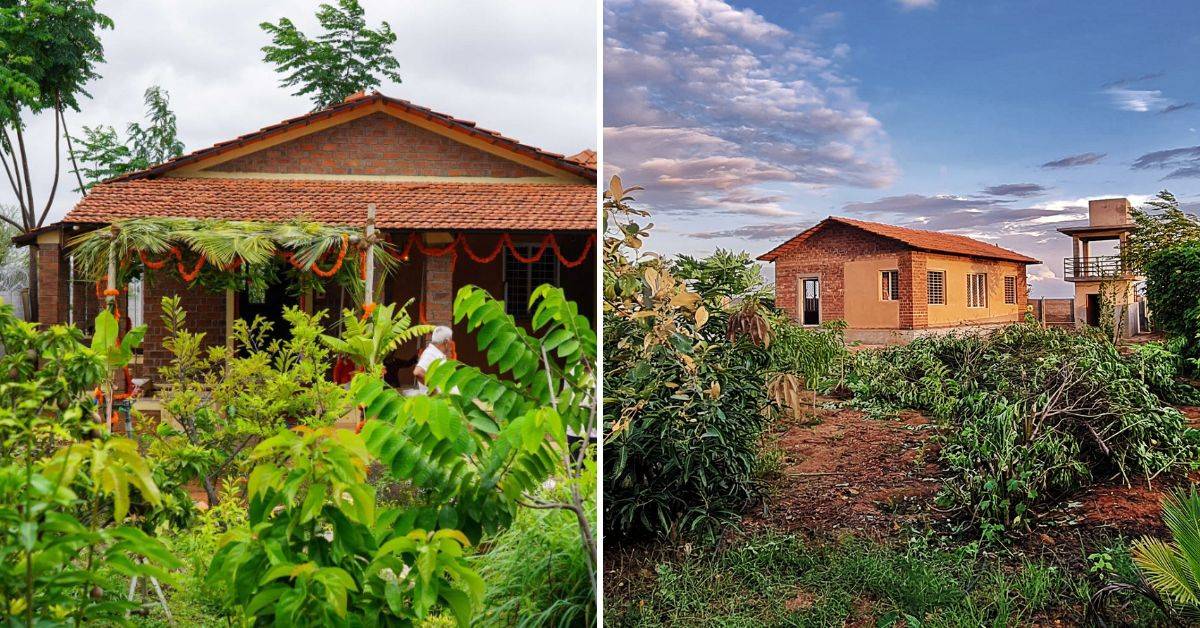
[260,0,403,110]
[0,0,113,318]
[72,85,185,191]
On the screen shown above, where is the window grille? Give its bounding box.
[504,244,560,319]
[967,273,988,308]
[927,271,945,305]
[1004,276,1017,304]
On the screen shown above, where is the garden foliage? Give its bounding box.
[152,297,353,506]
[0,305,179,624]
[1144,242,1200,376]
[1131,487,1200,613]
[848,323,1200,537]
[603,178,773,539]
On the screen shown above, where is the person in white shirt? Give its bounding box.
[414,326,453,393]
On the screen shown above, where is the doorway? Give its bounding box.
[1085,293,1101,327]
[237,272,298,349]
[801,277,820,326]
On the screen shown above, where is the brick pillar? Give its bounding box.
[423,253,454,325]
[35,233,69,326]
[897,251,928,330]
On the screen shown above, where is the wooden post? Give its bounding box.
[225,289,235,352]
[104,237,117,433]
[364,203,376,308]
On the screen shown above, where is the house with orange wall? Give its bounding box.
[759,217,1040,344]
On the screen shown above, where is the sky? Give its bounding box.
[7,0,597,228]
[603,0,1200,297]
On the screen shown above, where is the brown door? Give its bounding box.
[801,278,820,326]
[1086,293,1101,326]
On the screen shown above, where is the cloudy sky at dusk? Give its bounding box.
[7,0,597,229]
[604,0,1200,297]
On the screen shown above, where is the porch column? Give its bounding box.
[34,228,68,326]
[897,251,927,330]
[422,239,455,325]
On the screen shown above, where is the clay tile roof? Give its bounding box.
[758,216,1040,264]
[62,178,596,231]
[106,91,595,183]
[566,149,597,168]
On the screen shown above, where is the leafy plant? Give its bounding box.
[1144,242,1200,374]
[848,323,1200,538]
[206,426,482,626]
[603,177,772,540]
[475,468,596,627]
[0,305,179,624]
[151,296,351,505]
[1131,488,1200,609]
[1123,190,1200,274]
[353,284,598,573]
[320,300,433,374]
[260,0,403,109]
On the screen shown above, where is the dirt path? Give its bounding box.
[743,402,945,539]
[746,403,1200,542]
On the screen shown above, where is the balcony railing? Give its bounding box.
[1063,255,1129,280]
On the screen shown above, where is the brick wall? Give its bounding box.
[900,251,928,329]
[138,274,227,379]
[36,242,68,326]
[772,222,907,323]
[423,253,454,326]
[209,112,543,178]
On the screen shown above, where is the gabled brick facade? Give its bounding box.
[209,113,543,178]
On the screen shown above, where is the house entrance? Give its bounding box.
[237,267,299,349]
[801,277,820,326]
[1086,293,1101,327]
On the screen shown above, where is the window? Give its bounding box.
[1004,276,1017,304]
[504,243,559,319]
[927,271,945,305]
[880,270,900,301]
[967,273,988,308]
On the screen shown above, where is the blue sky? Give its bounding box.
[604,0,1200,297]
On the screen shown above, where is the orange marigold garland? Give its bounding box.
[551,233,595,268]
[178,254,206,283]
[311,234,349,278]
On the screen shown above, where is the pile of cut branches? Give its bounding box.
[848,323,1200,538]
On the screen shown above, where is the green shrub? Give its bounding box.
[1145,242,1200,373]
[603,178,772,540]
[768,316,850,393]
[848,323,1200,538]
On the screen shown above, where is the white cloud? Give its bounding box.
[895,0,937,10]
[604,0,895,216]
[1105,87,1168,112]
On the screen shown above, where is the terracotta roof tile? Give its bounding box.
[63,178,596,231]
[758,216,1040,264]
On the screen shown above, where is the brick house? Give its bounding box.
[22,91,595,384]
[759,217,1039,344]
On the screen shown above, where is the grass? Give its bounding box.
[605,531,1168,627]
[473,484,596,627]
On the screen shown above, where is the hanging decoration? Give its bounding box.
[387,232,594,270]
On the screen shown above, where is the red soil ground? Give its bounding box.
[745,402,1200,543]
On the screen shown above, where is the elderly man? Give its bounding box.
[413,325,454,393]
